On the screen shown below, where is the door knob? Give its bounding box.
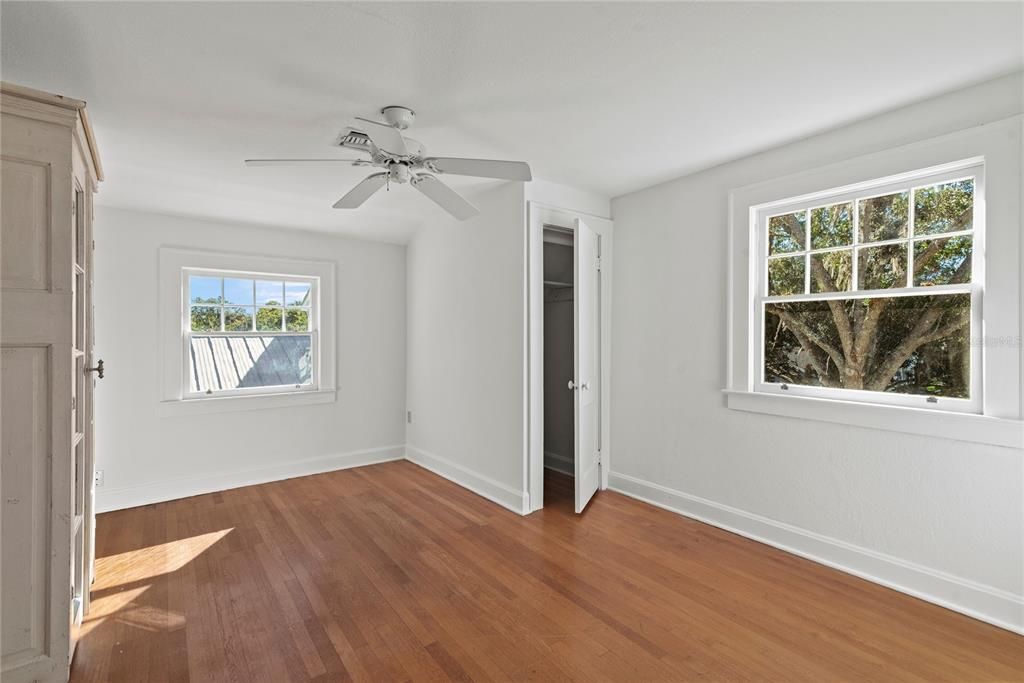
[86,359,104,379]
[567,380,576,391]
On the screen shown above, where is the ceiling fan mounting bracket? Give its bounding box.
[381,105,415,130]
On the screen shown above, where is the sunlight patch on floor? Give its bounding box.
[81,528,233,637]
[94,528,234,587]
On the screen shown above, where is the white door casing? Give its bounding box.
[573,217,600,513]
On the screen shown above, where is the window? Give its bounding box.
[184,270,318,397]
[754,163,982,413]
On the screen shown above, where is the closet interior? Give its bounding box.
[543,227,575,496]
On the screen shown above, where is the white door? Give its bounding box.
[573,218,600,513]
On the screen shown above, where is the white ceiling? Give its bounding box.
[2,2,1021,243]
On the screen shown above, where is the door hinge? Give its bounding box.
[596,257,602,272]
[597,449,602,465]
[71,396,76,410]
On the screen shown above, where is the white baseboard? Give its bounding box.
[608,470,1024,636]
[406,445,529,515]
[96,445,405,513]
[544,450,574,476]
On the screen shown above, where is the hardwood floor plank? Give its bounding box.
[72,463,1024,683]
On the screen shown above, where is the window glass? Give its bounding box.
[810,202,852,249]
[858,192,908,243]
[185,272,315,394]
[914,180,973,236]
[764,294,971,398]
[224,278,254,305]
[760,170,975,403]
[286,281,311,307]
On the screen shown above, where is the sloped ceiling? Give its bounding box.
[2,2,1021,242]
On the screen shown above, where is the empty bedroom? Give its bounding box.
[1,2,1022,682]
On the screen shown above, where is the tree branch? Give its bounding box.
[768,306,847,374]
[864,307,969,391]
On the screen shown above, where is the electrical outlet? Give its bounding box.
[407,410,412,424]
[94,469,104,488]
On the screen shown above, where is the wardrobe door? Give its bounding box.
[1,102,75,683]
[2,82,100,683]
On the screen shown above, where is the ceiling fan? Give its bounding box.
[245,106,532,221]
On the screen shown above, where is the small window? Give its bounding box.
[184,270,317,397]
[755,165,981,412]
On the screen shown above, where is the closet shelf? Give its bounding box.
[543,280,573,288]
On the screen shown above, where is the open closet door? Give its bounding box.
[573,217,600,513]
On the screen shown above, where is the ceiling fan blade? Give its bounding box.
[333,172,389,209]
[353,117,408,156]
[423,157,532,181]
[245,158,367,167]
[412,174,479,221]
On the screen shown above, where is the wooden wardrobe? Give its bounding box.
[1,83,103,683]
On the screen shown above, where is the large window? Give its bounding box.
[754,163,982,412]
[184,270,318,396]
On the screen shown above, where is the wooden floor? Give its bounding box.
[73,461,1023,682]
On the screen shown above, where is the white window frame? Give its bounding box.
[158,247,336,415]
[752,161,984,414]
[182,268,320,399]
[726,118,1024,448]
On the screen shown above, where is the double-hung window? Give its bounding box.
[753,162,982,413]
[184,270,318,397]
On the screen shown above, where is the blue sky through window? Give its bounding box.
[189,275,221,304]
[224,278,253,305]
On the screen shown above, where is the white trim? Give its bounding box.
[544,450,574,476]
[724,390,1023,448]
[95,444,404,513]
[608,470,1024,636]
[406,445,530,515]
[157,388,336,416]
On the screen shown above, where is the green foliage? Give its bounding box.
[768,256,804,296]
[914,180,973,235]
[286,308,309,331]
[224,307,252,331]
[810,203,852,249]
[191,305,220,332]
[811,251,851,293]
[858,243,906,289]
[768,211,804,254]
[858,192,908,242]
[257,303,283,332]
[914,236,972,286]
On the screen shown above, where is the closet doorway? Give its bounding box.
[527,203,613,515]
[542,228,576,504]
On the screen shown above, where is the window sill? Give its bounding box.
[724,390,1023,449]
[158,388,336,417]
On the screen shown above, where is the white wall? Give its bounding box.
[404,178,612,512]
[93,207,407,511]
[404,183,530,511]
[608,73,1024,631]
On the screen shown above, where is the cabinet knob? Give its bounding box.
[86,359,104,379]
